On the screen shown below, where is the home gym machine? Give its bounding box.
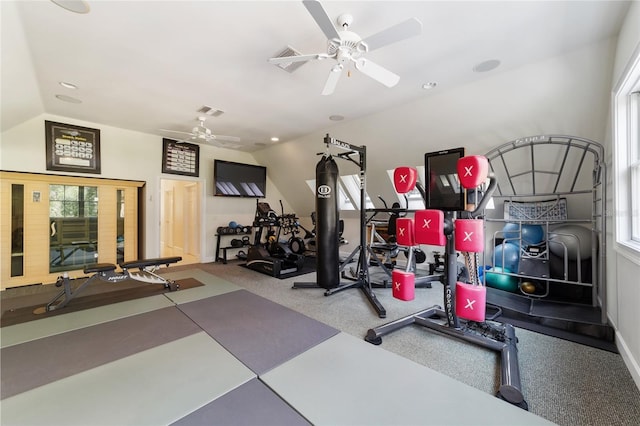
[35,256,182,314]
[294,134,391,317]
[245,200,305,278]
[366,198,441,288]
[364,149,527,409]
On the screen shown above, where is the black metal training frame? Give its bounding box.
[364,168,528,410]
[293,135,388,318]
[36,256,182,314]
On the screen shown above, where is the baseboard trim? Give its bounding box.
[616,332,640,391]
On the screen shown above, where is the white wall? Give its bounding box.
[255,37,617,253]
[608,0,640,389]
[0,113,291,262]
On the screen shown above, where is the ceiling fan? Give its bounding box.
[159,116,241,146]
[269,0,422,95]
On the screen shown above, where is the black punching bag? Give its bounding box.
[316,155,340,289]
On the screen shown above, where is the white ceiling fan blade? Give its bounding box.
[159,129,196,137]
[322,65,343,96]
[212,134,241,143]
[362,17,422,52]
[268,53,329,64]
[303,0,341,41]
[354,58,400,88]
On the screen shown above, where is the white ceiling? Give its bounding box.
[1,1,631,151]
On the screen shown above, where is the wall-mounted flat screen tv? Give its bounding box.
[425,147,465,211]
[214,159,267,198]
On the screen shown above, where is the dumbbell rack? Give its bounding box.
[215,227,252,264]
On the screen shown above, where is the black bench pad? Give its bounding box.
[84,263,117,274]
[119,256,182,270]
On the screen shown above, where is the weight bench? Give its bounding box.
[37,256,182,314]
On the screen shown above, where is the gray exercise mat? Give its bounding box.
[172,378,311,425]
[178,289,339,375]
[1,307,201,399]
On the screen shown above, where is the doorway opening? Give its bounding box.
[160,179,202,265]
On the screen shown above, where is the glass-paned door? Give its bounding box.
[49,184,99,272]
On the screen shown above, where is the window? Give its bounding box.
[306,179,354,211]
[305,174,374,211]
[614,44,640,256]
[629,91,640,242]
[340,174,374,210]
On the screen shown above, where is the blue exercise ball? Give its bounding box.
[229,221,238,229]
[502,223,544,246]
[502,223,521,241]
[493,242,520,271]
[521,224,544,245]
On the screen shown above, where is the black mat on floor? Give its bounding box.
[0,278,203,328]
[178,289,339,375]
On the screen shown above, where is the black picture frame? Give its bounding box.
[45,121,101,174]
[162,138,200,177]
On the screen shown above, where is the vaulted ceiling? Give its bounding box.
[1,1,631,151]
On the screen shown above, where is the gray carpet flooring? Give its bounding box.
[165,260,640,426]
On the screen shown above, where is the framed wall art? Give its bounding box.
[45,121,101,174]
[161,138,200,177]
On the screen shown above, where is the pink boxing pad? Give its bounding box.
[455,219,484,253]
[457,156,489,189]
[393,167,418,194]
[414,209,446,246]
[395,218,415,246]
[392,270,415,301]
[455,282,486,322]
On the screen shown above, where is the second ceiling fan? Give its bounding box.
[269,0,422,95]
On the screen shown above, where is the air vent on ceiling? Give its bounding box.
[272,46,306,73]
[197,105,224,117]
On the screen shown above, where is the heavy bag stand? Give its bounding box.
[294,134,387,318]
[364,164,528,410]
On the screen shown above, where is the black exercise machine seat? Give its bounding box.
[119,256,182,270]
[41,256,183,314]
[84,263,117,274]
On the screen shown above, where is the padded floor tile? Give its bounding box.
[262,332,553,425]
[178,289,339,374]
[1,332,255,426]
[0,294,174,348]
[172,378,310,426]
[1,306,201,399]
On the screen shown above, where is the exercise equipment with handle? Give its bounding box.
[365,151,528,410]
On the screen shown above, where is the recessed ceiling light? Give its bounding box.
[329,115,344,121]
[55,94,82,103]
[59,81,77,89]
[270,137,279,142]
[422,82,437,90]
[50,0,90,14]
[473,59,501,73]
